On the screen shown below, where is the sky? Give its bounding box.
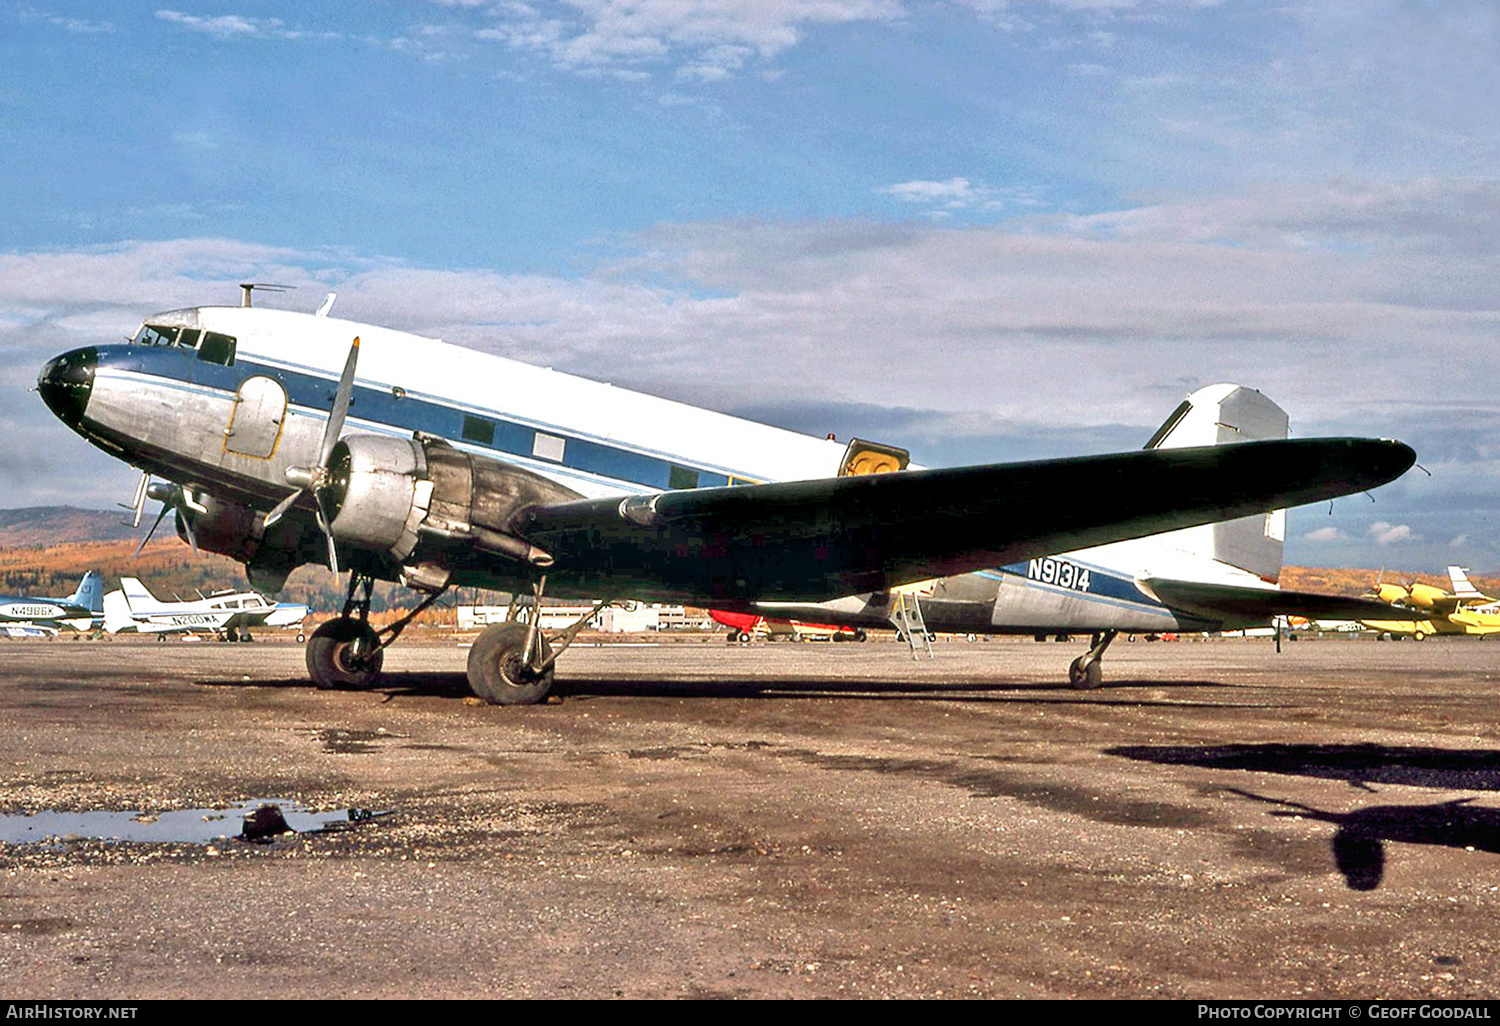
[1,0,1496,573]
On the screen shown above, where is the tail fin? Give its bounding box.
[118,577,160,614]
[66,571,105,614]
[1448,566,1485,600]
[1139,384,1289,583]
[102,590,137,634]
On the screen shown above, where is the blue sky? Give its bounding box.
[2,1,1497,572]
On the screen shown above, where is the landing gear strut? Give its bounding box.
[305,572,447,690]
[465,574,610,705]
[1068,630,1118,690]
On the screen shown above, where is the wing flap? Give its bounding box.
[513,437,1414,604]
[1142,578,1407,629]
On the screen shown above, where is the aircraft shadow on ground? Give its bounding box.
[1109,743,1500,890]
[195,672,1254,709]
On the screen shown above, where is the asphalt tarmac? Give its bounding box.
[1,631,1497,999]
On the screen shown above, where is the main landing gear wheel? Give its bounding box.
[467,622,555,706]
[1068,656,1103,690]
[306,618,384,690]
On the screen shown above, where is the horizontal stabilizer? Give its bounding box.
[1141,579,1409,629]
[513,437,1415,604]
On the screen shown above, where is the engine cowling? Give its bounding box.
[323,434,581,591]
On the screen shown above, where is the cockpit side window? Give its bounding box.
[177,328,202,349]
[197,332,237,366]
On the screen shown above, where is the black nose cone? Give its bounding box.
[38,347,97,429]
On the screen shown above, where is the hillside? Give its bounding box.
[0,507,141,548]
[0,507,443,616]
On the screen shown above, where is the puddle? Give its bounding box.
[0,800,390,846]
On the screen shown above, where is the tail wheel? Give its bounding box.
[467,622,555,706]
[306,619,384,690]
[1068,656,1103,690]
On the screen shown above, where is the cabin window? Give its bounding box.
[197,332,236,366]
[462,415,495,446]
[177,328,201,349]
[533,432,566,462]
[668,465,700,490]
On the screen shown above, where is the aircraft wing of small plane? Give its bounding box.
[1140,579,1408,629]
[516,436,1414,604]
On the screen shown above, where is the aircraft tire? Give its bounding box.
[854,629,867,642]
[1413,629,1428,642]
[467,622,554,706]
[1068,656,1103,690]
[306,619,384,690]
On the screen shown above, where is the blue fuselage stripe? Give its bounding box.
[100,345,740,493]
[979,561,1167,613]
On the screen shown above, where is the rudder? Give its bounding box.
[1141,384,1289,583]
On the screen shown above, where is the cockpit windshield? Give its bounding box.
[131,323,236,366]
[132,324,180,347]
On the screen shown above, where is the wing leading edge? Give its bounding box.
[512,437,1415,605]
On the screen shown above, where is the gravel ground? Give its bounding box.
[0,631,1497,999]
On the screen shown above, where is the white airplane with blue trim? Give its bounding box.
[102,577,308,642]
[0,572,104,637]
[36,290,1414,702]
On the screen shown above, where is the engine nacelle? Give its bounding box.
[1407,583,1447,611]
[175,491,327,594]
[323,434,581,591]
[325,436,430,560]
[178,492,260,563]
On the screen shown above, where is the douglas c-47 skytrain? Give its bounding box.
[37,290,1415,702]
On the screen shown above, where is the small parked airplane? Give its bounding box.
[1363,566,1500,640]
[36,290,1414,702]
[710,608,867,644]
[103,577,308,641]
[0,572,103,636]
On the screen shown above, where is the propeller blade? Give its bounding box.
[263,488,304,530]
[177,510,200,556]
[314,501,340,575]
[319,336,360,467]
[134,504,171,557]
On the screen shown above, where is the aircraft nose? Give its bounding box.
[37,347,97,428]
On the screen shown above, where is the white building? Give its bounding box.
[456,602,700,633]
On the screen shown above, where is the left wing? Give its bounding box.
[513,437,1414,604]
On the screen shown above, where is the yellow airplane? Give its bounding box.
[1363,566,1500,639]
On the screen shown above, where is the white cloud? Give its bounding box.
[472,0,903,77]
[878,178,1046,216]
[881,178,979,205]
[1303,527,1347,543]
[155,11,263,39]
[1368,522,1417,546]
[154,10,341,42]
[19,8,114,33]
